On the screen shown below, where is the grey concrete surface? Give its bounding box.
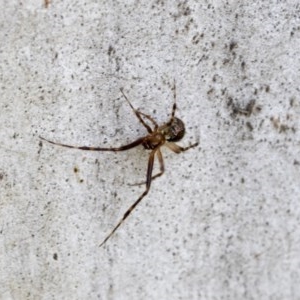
[1,1,300,299]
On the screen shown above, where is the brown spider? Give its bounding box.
[44,0,51,8]
[40,82,198,247]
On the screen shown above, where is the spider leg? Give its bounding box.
[128,148,164,186]
[39,136,145,151]
[120,88,153,133]
[166,141,199,153]
[138,111,158,131]
[99,147,158,247]
[167,79,177,126]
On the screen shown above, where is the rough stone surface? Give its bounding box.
[0,1,299,299]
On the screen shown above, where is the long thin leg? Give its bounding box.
[129,148,164,186]
[99,148,158,247]
[138,111,158,131]
[167,79,177,126]
[120,88,153,133]
[166,141,199,154]
[39,136,145,152]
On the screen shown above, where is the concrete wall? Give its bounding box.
[0,1,299,299]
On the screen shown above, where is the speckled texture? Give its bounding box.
[1,1,300,299]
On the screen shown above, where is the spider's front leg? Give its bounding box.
[99,147,158,247]
[39,136,145,152]
[128,149,164,186]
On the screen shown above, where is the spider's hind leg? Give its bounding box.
[167,80,178,126]
[120,88,156,133]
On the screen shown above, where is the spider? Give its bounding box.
[44,0,51,8]
[40,81,199,247]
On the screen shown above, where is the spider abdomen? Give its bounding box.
[160,117,185,142]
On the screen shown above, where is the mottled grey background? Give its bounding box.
[0,1,300,299]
